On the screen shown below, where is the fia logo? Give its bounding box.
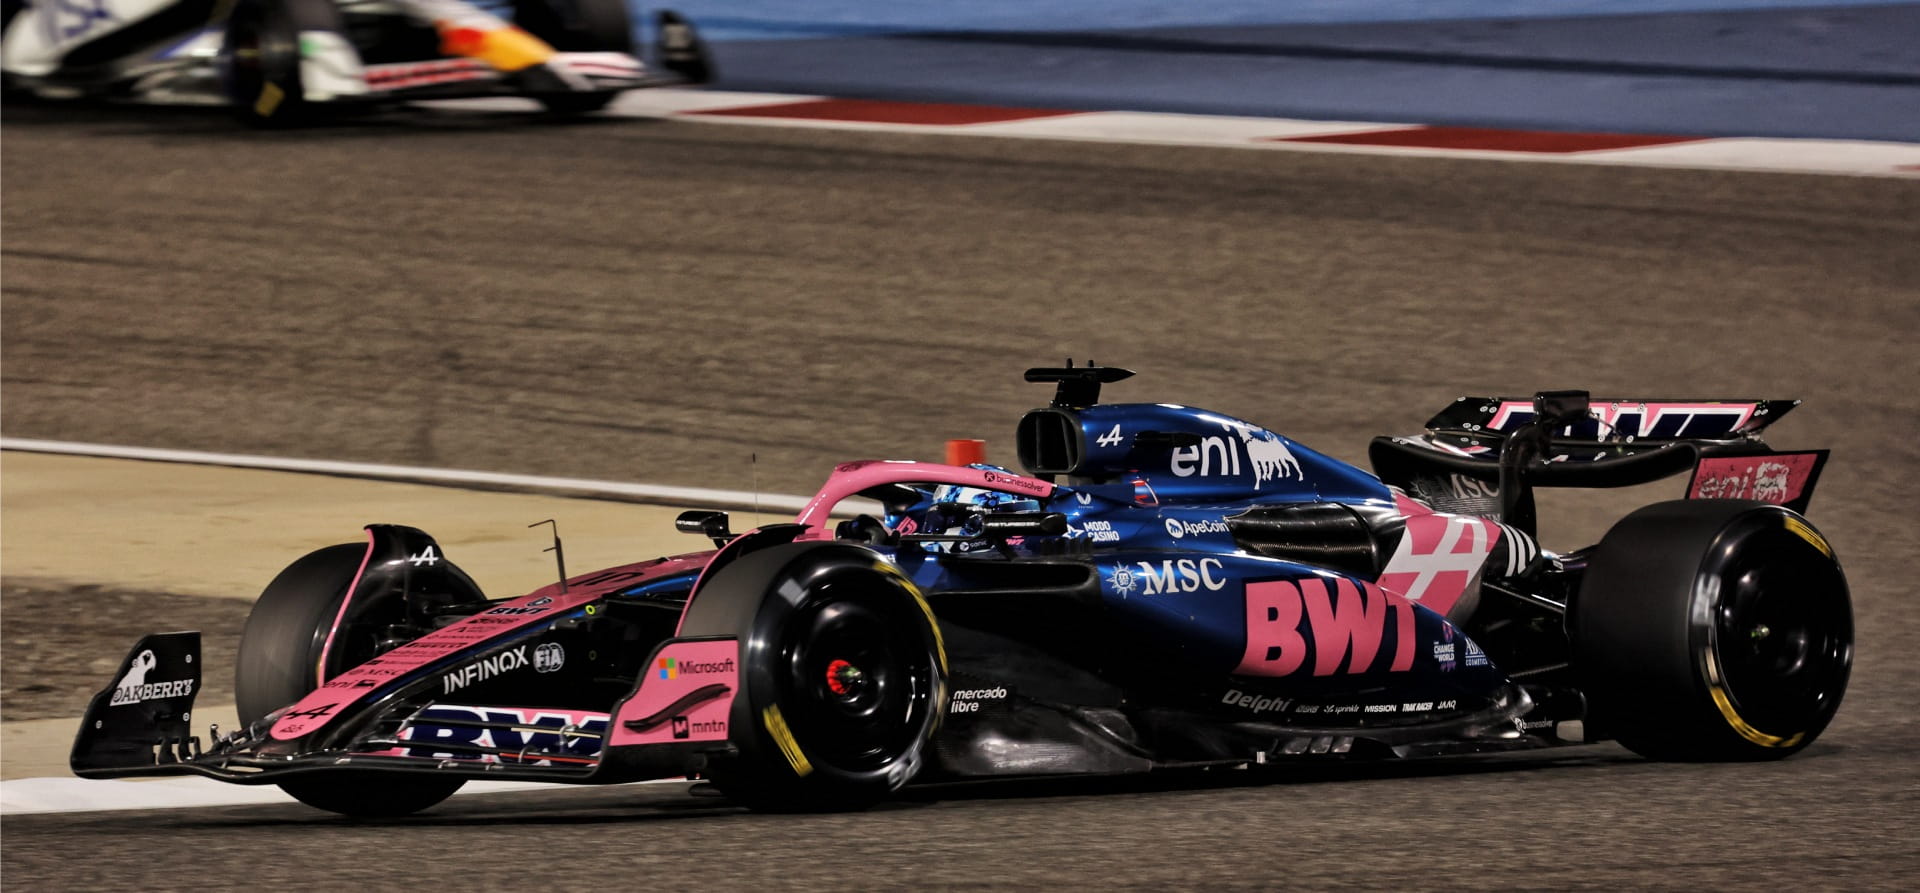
[670,716,691,739]
[534,642,565,673]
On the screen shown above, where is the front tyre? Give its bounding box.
[681,543,947,810]
[237,543,464,816]
[1573,500,1852,760]
[219,0,348,126]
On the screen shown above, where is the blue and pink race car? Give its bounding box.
[74,365,1852,814]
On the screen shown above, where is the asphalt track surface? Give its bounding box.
[4,101,1919,888]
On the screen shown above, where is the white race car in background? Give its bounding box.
[1,0,711,123]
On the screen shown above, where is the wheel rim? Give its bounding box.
[1704,522,1851,738]
[772,570,936,774]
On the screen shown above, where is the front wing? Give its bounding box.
[71,633,741,787]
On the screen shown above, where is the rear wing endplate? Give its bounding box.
[1372,391,1828,530]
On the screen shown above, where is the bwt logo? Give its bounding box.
[1237,576,1419,677]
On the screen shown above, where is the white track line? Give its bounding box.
[0,776,683,816]
[583,89,1920,178]
[0,437,818,513]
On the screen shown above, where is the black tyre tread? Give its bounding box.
[278,774,466,818]
[681,542,944,811]
[235,543,363,725]
[237,542,464,817]
[513,0,634,53]
[537,91,619,115]
[1573,500,1849,761]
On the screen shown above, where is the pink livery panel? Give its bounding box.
[609,639,740,747]
[270,554,711,741]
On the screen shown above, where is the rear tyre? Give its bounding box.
[680,543,947,811]
[238,544,465,816]
[513,0,631,115]
[1573,501,1851,760]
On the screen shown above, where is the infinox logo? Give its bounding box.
[442,646,530,694]
[1237,577,1420,677]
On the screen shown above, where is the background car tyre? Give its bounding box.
[1573,500,1852,760]
[680,542,947,810]
[237,543,465,816]
[219,0,346,126]
[513,0,631,114]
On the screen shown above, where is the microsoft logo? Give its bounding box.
[657,657,677,680]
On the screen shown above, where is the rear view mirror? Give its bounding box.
[676,510,733,547]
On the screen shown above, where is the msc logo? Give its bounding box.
[1135,558,1226,595]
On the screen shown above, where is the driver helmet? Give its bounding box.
[891,467,1042,538]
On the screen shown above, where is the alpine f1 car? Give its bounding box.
[2,0,711,124]
[73,365,1852,815]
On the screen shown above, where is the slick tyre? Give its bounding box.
[513,0,631,114]
[1573,501,1851,760]
[237,544,464,816]
[219,0,346,126]
[681,543,947,811]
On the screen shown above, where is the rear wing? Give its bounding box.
[1371,391,1827,531]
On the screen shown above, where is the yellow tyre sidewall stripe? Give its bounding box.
[254,81,285,118]
[1702,641,1805,749]
[1784,515,1833,558]
[761,704,813,777]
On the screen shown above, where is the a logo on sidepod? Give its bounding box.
[657,657,677,680]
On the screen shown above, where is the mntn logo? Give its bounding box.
[657,658,677,680]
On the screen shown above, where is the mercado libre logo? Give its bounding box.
[657,658,677,680]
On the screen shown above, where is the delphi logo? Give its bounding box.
[109,649,195,706]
